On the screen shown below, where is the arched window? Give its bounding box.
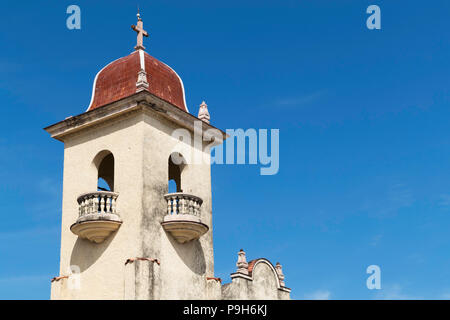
[93,151,115,192]
[168,152,186,193]
[98,177,111,191]
[168,179,178,194]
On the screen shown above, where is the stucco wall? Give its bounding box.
[140,111,214,299]
[51,106,216,300]
[52,110,145,299]
[221,260,291,300]
[49,98,290,300]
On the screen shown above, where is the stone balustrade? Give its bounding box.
[71,191,122,243]
[77,191,119,217]
[161,192,208,244]
[164,192,203,217]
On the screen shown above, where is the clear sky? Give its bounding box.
[1,0,450,300]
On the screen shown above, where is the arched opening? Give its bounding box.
[93,151,115,192]
[168,179,178,193]
[168,152,186,193]
[98,177,111,191]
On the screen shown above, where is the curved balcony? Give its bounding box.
[70,191,122,243]
[161,193,208,244]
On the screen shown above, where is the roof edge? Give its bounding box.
[44,90,226,142]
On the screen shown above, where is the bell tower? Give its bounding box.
[46,13,226,300]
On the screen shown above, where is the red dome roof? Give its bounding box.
[87,50,188,112]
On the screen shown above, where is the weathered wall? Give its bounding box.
[251,263,279,299]
[51,105,217,300]
[51,110,145,299]
[221,260,291,300]
[49,98,290,300]
[140,110,215,299]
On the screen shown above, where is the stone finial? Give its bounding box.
[236,249,249,275]
[198,101,210,124]
[275,262,285,287]
[136,68,149,92]
[131,12,149,51]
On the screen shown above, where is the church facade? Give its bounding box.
[45,14,291,300]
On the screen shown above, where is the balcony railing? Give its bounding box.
[161,192,208,244]
[71,191,122,244]
[164,192,203,217]
[77,191,119,217]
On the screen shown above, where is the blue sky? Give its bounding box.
[1,0,450,299]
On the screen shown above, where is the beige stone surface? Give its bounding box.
[46,91,290,300]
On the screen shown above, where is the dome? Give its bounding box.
[87,50,188,113]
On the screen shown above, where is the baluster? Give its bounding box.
[175,196,179,215]
[111,197,116,214]
[179,197,183,214]
[82,199,86,216]
[167,198,171,215]
[93,196,97,214]
[171,197,175,214]
[173,196,177,214]
[180,197,186,214]
[93,195,99,214]
[106,196,111,213]
[189,199,194,215]
[85,198,89,215]
[89,196,94,213]
[195,201,199,216]
[171,197,175,215]
[100,195,105,213]
[171,196,175,215]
